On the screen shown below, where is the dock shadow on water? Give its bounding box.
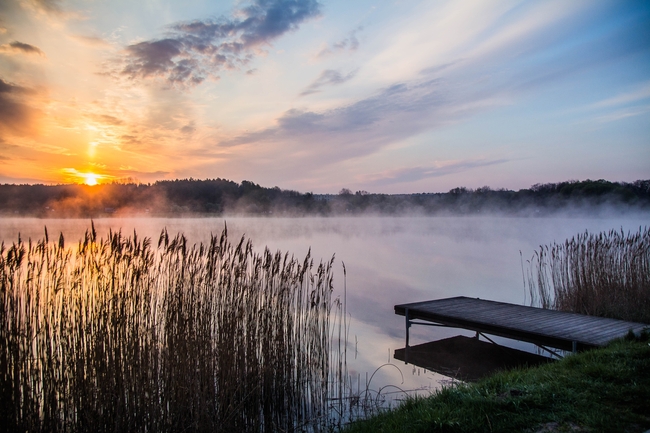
[0,224,372,432]
[394,335,552,382]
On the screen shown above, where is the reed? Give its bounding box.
[0,223,348,432]
[524,227,650,323]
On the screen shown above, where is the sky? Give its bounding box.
[0,0,648,193]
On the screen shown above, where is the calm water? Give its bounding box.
[2,215,648,397]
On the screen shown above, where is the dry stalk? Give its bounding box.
[524,227,650,323]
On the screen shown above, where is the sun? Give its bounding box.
[83,173,99,186]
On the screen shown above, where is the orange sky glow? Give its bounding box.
[0,0,648,193]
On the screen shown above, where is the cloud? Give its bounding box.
[317,26,362,58]
[217,0,650,185]
[90,114,124,126]
[0,139,11,161]
[32,0,62,13]
[206,73,515,188]
[19,0,77,17]
[71,34,112,48]
[9,0,72,17]
[581,81,650,123]
[112,168,171,183]
[361,159,509,187]
[120,134,141,145]
[0,173,52,184]
[300,68,357,96]
[0,0,46,13]
[223,75,478,161]
[180,121,196,134]
[593,105,650,123]
[0,77,41,136]
[0,41,45,56]
[589,81,650,109]
[117,168,169,177]
[120,0,322,87]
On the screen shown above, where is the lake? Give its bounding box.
[1,214,648,401]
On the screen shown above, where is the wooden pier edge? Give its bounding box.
[395,296,649,353]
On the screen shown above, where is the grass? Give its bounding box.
[523,227,650,323]
[341,336,650,433]
[0,223,351,432]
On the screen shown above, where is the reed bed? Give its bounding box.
[524,227,650,323]
[0,224,350,432]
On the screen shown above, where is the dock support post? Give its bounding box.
[404,308,412,364]
[405,308,411,348]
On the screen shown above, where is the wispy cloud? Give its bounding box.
[300,68,357,96]
[574,81,650,123]
[593,105,650,123]
[88,113,124,126]
[589,81,650,109]
[0,41,45,56]
[120,0,322,87]
[221,72,506,168]
[61,166,170,184]
[180,121,196,134]
[0,139,11,161]
[18,0,82,19]
[0,77,41,136]
[317,26,362,58]
[361,159,509,187]
[1,0,647,190]
[216,0,648,184]
[115,168,169,178]
[0,173,53,184]
[31,0,63,14]
[71,34,112,48]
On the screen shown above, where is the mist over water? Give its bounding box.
[1,214,648,394]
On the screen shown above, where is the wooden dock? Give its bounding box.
[395,296,649,352]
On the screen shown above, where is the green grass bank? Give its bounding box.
[342,337,650,433]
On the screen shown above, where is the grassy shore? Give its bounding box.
[342,336,650,433]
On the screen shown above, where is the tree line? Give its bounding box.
[0,178,648,217]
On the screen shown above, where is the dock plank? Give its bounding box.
[395,296,648,352]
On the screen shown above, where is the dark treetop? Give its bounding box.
[1,178,649,217]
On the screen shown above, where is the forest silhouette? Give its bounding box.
[1,178,648,217]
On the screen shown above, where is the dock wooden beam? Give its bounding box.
[395,296,648,353]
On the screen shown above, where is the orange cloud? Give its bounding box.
[0,41,45,56]
[0,77,43,136]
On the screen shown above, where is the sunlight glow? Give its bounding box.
[2,1,648,191]
[61,168,110,185]
[84,173,99,186]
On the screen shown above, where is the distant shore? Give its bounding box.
[1,178,649,218]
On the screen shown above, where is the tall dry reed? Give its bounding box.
[0,224,345,432]
[524,227,650,323]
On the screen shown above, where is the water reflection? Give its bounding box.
[1,215,647,395]
[394,336,552,382]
